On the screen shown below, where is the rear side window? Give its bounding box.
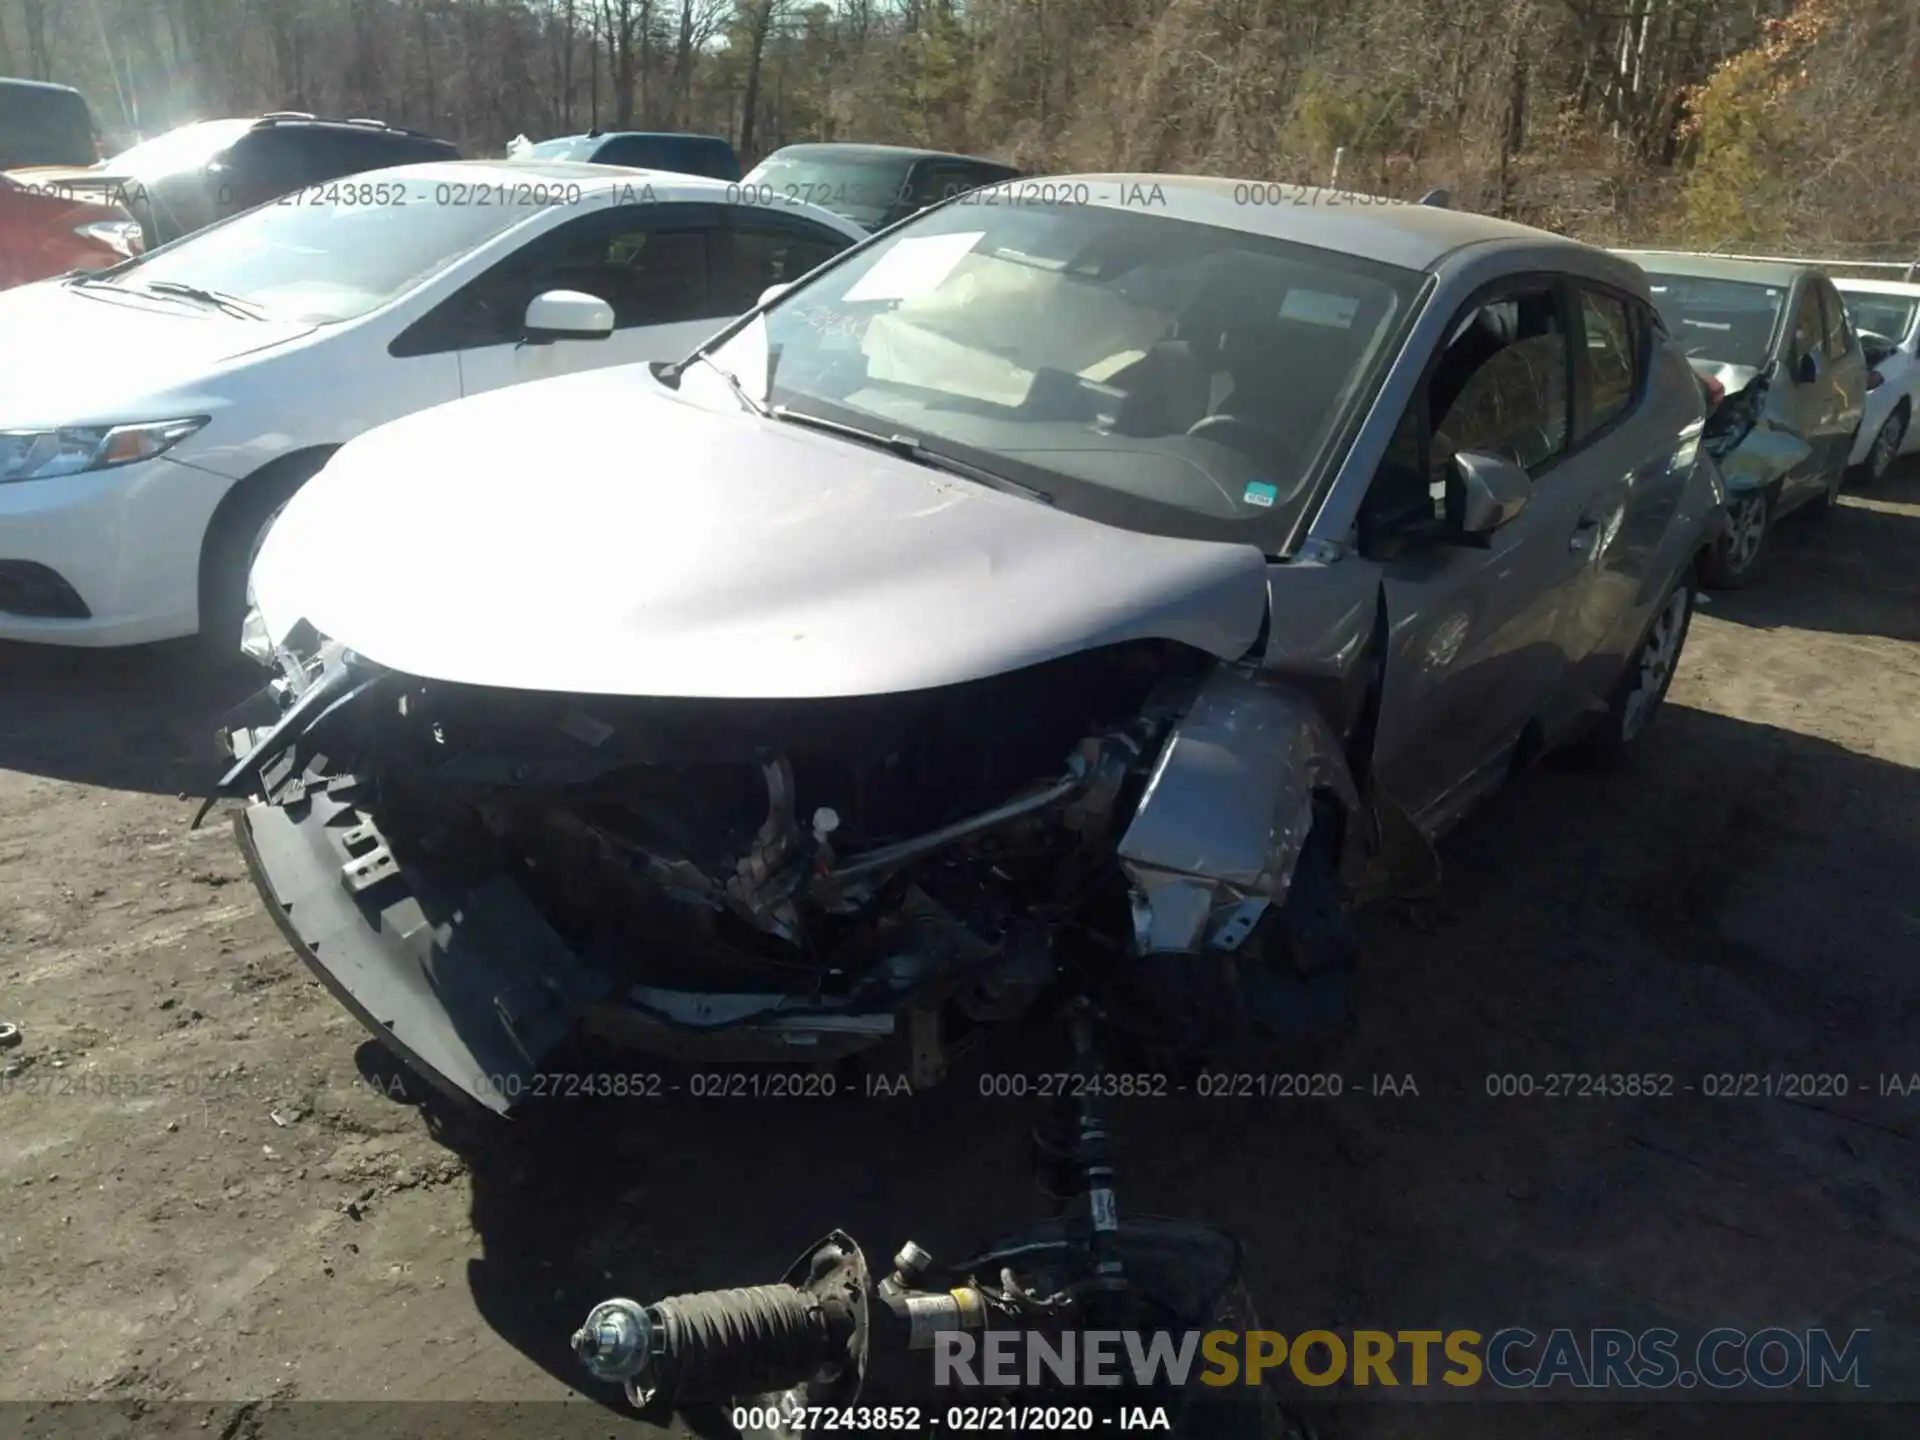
[1577,288,1641,440]
[0,83,95,167]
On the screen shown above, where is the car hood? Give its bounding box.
[249,367,1273,699]
[0,282,317,425]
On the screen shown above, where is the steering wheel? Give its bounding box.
[1184,412,1297,465]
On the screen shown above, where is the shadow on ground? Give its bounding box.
[0,639,260,795]
[396,694,1920,1432]
[1705,459,1920,645]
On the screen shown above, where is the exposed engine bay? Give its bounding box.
[210,627,1359,1111]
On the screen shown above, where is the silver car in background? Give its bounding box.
[212,177,1725,1113]
[1619,251,1867,588]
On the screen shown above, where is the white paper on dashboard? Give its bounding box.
[843,232,986,303]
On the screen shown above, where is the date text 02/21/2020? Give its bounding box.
[728,1405,1172,1431]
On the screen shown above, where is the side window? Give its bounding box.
[1429,289,1571,474]
[1790,286,1823,370]
[1358,287,1571,558]
[1818,282,1851,360]
[716,215,852,312]
[393,207,717,353]
[1577,288,1639,440]
[915,163,980,208]
[594,137,649,168]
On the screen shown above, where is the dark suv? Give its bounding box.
[739,143,1022,231]
[0,78,99,169]
[103,113,460,246]
[521,131,739,181]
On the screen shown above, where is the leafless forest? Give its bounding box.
[3,0,1919,255]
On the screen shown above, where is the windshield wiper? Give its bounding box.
[137,280,265,320]
[768,405,1053,505]
[700,355,768,416]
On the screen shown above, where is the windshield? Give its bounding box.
[702,191,1422,546]
[1838,289,1920,347]
[92,174,537,322]
[739,152,917,228]
[1642,273,1786,370]
[0,83,95,168]
[105,119,254,175]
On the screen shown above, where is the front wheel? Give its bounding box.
[1700,488,1770,589]
[1805,442,1852,520]
[1575,568,1695,766]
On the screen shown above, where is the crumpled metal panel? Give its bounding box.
[1116,664,1360,955]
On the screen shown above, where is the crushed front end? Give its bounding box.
[215,625,1350,1113]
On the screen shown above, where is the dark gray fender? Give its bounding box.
[1115,664,1362,955]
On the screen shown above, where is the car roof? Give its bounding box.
[1043,174,1611,276]
[240,113,450,141]
[1831,276,1920,297]
[0,78,84,96]
[557,131,733,145]
[1614,249,1810,288]
[766,142,1007,166]
[346,158,859,229]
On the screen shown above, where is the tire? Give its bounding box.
[195,455,328,666]
[1805,441,1852,520]
[1575,565,1695,766]
[1857,405,1907,487]
[1700,486,1770,589]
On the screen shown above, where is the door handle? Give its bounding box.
[1568,515,1600,552]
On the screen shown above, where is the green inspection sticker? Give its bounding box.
[1243,481,1278,508]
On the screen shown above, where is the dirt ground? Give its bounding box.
[3,466,1919,1440]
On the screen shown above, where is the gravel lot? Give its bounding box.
[3,468,1918,1438]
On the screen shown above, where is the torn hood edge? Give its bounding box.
[247,365,1275,701]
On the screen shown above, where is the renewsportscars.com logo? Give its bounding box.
[932,1327,1872,1392]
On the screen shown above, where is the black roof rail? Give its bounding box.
[343,117,393,129]
[1417,187,1450,208]
[254,111,316,125]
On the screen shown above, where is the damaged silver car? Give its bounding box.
[208,179,1726,1114]
[1618,251,1867,589]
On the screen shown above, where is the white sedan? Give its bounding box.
[1836,276,1920,484]
[0,159,864,651]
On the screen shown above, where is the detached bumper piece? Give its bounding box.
[236,775,612,1114]
[0,560,90,619]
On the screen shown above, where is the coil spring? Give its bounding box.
[653,1283,833,1400]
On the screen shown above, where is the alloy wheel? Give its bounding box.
[1620,586,1691,743]
[1723,492,1767,574]
[1869,411,1906,482]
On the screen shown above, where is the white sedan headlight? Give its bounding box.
[0,418,207,484]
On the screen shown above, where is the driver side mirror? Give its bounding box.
[1792,349,1819,385]
[522,289,614,344]
[1448,450,1532,539]
[758,281,792,308]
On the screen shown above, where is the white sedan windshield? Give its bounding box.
[99,176,540,323]
[707,190,1420,541]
